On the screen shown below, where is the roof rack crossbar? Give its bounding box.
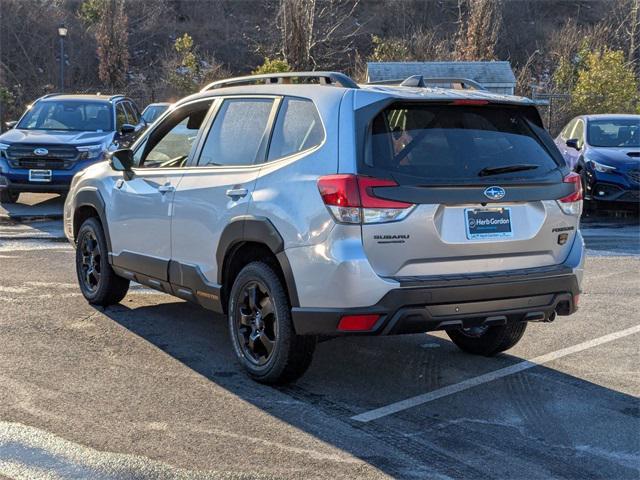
[370,75,487,91]
[201,71,359,91]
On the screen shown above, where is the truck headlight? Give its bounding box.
[0,142,9,159]
[77,144,106,160]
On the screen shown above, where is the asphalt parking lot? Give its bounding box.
[0,194,639,479]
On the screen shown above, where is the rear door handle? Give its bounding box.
[158,184,175,194]
[226,187,248,198]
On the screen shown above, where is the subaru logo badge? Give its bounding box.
[33,148,48,156]
[484,186,505,200]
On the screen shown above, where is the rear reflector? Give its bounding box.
[337,314,380,331]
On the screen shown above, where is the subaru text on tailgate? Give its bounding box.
[64,72,584,384]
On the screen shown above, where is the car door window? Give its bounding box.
[267,97,324,161]
[124,102,140,124]
[198,98,274,166]
[572,120,585,146]
[561,119,576,139]
[115,103,128,131]
[134,100,213,169]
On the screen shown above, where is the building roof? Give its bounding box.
[367,61,517,86]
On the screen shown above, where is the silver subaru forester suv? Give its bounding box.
[64,72,584,384]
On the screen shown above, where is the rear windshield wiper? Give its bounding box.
[478,164,539,177]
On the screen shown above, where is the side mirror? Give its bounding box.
[566,138,580,150]
[120,123,136,134]
[109,149,134,177]
[4,120,17,129]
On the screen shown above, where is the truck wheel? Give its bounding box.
[228,261,316,384]
[447,322,527,356]
[75,217,130,306]
[0,189,19,204]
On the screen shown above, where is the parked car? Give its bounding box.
[0,94,146,203]
[64,72,584,384]
[141,102,171,124]
[555,114,639,209]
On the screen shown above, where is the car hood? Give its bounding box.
[586,147,640,170]
[0,128,114,146]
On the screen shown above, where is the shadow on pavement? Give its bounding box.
[0,193,64,220]
[101,300,640,479]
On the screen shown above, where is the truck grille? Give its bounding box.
[6,144,79,170]
[627,170,640,184]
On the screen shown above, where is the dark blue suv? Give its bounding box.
[555,114,640,210]
[0,94,146,203]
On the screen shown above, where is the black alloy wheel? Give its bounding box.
[234,280,278,366]
[228,261,316,384]
[79,229,102,293]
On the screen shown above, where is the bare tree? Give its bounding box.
[96,0,129,89]
[626,0,639,73]
[454,0,502,61]
[277,0,362,70]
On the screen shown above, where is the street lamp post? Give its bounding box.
[57,24,68,92]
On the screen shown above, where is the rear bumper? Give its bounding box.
[292,265,580,336]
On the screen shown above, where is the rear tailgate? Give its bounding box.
[358,101,580,277]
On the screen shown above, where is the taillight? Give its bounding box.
[317,175,415,224]
[557,172,583,215]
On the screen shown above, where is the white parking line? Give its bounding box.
[351,324,640,423]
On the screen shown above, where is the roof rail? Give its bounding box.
[201,71,359,91]
[40,93,61,99]
[370,75,487,91]
[108,94,125,101]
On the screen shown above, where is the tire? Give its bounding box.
[228,261,316,384]
[75,217,130,306]
[0,189,19,204]
[447,322,527,356]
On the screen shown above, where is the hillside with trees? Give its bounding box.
[0,0,638,132]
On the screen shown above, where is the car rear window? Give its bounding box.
[366,104,561,183]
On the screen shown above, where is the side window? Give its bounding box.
[573,120,585,146]
[267,97,324,161]
[133,100,213,169]
[115,103,127,131]
[561,119,576,139]
[198,98,274,167]
[124,102,140,124]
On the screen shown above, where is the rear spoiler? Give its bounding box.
[368,75,487,91]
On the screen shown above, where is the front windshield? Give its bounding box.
[17,101,113,132]
[587,119,640,148]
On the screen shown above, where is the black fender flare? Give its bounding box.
[73,188,113,253]
[216,215,299,307]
